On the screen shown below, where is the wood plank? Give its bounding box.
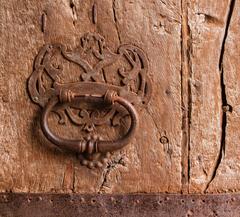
[205,0,240,193]
[0,0,182,193]
[186,0,231,192]
[84,0,183,193]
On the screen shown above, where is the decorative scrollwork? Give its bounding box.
[28,32,152,168]
[29,32,151,131]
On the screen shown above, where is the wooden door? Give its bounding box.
[1,0,240,216]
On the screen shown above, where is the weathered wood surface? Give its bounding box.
[0,0,182,193]
[204,0,240,193]
[187,0,240,193]
[1,0,240,194]
[187,0,231,192]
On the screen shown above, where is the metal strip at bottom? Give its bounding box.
[0,193,240,217]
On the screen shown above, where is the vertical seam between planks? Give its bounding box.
[180,0,192,193]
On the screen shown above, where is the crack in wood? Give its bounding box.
[70,0,77,26]
[196,13,224,26]
[146,107,162,136]
[92,2,97,24]
[98,156,125,193]
[180,0,192,193]
[204,0,236,193]
[72,160,76,193]
[112,0,121,44]
[159,0,167,7]
[41,12,47,33]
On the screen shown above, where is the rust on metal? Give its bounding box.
[1,193,240,217]
[41,91,139,169]
[27,32,152,168]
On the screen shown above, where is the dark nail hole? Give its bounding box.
[70,1,75,9]
[160,136,169,144]
[165,89,171,95]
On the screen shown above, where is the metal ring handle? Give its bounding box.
[40,91,139,154]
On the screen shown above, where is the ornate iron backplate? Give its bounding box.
[1,193,240,217]
[28,32,152,168]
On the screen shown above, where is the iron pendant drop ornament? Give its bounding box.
[28,32,152,168]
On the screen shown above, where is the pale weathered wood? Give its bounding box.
[0,0,182,193]
[205,0,240,193]
[186,0,233,193]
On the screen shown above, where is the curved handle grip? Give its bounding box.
[40,91,139,155]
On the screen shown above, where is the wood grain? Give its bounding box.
[186,0,232,193]
[185,0,240,193]
[204,0,240,193]
[2,0,239,195]
[0,0,182,193]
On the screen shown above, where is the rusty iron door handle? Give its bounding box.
[27,33,152,168]
[41,90,138,155]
